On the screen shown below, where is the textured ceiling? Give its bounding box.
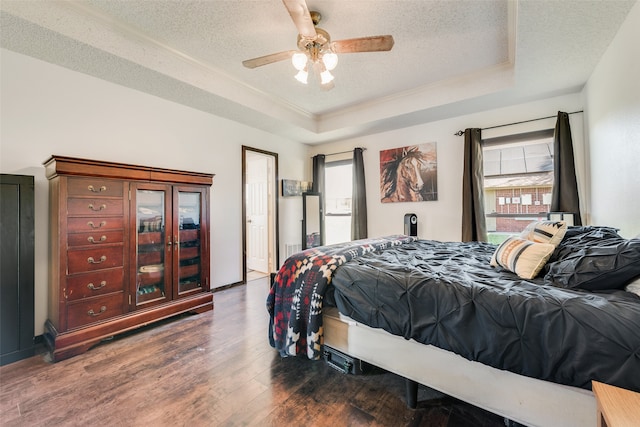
[0,0,636,144]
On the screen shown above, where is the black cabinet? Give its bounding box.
[0,174,35,365]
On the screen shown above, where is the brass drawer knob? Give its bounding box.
[88,203,107,211]
[87,306,106,317]
[87,235,107,243]
[87,221,106,229]
[87,255,107,264]
[87,281,107,290]
[87,185,107,193]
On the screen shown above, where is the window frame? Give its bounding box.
[482,128,555,244]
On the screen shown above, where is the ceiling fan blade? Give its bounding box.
[242,50,297,69]
[282,0,317,39]
[331,35,395,54]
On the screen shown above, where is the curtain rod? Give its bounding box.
[453,110,584,136]
[323,147,367,157]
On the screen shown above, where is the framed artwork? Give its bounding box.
[282,179,301,197]
[380,142,437,203]
[281,179,312,197]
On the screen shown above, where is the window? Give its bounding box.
[324,160,352,244]
[483,129,554,244]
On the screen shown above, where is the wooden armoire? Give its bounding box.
[44,156,214,361]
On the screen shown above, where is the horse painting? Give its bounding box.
[380,144,437,203]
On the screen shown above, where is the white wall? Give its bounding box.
[583,0,640,238]
[311,94,585,242]
[0,49,309,335]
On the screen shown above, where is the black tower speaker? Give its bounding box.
[404,213,418,237]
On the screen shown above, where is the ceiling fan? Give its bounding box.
[242,0,394,88]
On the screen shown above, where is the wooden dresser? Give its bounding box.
[44,156,214,361]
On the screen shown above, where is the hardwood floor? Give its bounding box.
[0,277,505,426]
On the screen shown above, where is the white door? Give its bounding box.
[246,153,269,273]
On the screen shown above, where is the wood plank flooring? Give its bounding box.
[0,277,505,426]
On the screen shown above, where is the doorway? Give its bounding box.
[242,146,279,283]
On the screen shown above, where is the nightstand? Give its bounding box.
[592,380,640,427]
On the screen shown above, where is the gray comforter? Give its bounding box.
[329,238,640,392]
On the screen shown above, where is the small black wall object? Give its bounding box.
[404,213,418,237]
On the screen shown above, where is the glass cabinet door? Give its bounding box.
[174,188,206,297]
[133,184,171,307]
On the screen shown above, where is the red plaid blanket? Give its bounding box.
[266,235,417,359]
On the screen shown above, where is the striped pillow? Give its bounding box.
[626,278,640,297]
[491,237,555,279]
[520,220,567,247]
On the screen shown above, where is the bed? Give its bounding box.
[267,225,640,426]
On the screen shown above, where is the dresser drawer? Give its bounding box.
[65,268,124,301]
[66,293,124,330]
[68,230,124,247]
[67,198,123,216]
[68,245,124,274]
[68,217,124,233]
[67,177,123,197]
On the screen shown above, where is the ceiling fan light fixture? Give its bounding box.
[322,52,338,71]
[320,69,334,85]
[292,52,308,71]
[295,69,309,84]
[242,4,394,91]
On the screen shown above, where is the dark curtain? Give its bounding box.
[312,154,326,244]
[551,111,582,225]
[312,154,325,196]
[461,128,487,242]
[351,148,368,240]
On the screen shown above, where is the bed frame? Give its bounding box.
[323,307,597,427]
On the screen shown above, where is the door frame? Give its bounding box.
[242,146,279,284]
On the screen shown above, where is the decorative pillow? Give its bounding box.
[544,226,623,270]
[625,277,640,297]
[491,237,556,280]
[520,220,567,247]
[544,238,640,291]
[562,225,621,241]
